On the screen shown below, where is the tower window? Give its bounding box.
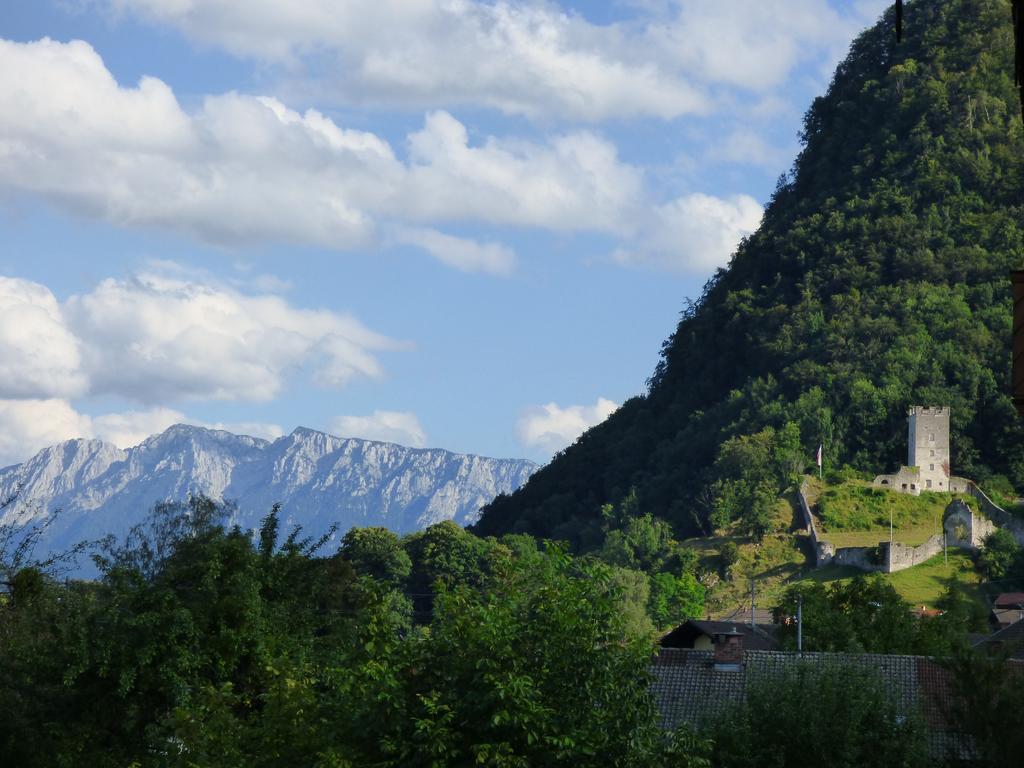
[928,433,935,441]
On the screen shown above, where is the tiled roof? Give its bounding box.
[993,592,1024,608]
[660,620,780,651]
[991,607,1024,628]
[649,648,973,760]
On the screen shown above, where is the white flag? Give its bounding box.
[816,444,823,467]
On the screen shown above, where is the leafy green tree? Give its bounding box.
[719,541,740,577]
[976,528,1020,580]
[778,576,917,653]
[607,565,656,638]
[648,571,705,630]
[404,519,503,593]
[599,510,692,574]
[361,546,664,767]
[912,584,988,655]
[340,525,413,585]
[943,650,1024,768]
[707,425,802,539]
[709,659,927,768]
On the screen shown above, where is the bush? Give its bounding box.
[719,541,740,577]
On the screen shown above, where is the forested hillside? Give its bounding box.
[476,0,1024,547]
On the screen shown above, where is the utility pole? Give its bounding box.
[750,577,756,628]
[797,594,803,654]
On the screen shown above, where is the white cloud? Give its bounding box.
[89,406,189,448]
[0,399,94,468]
[649,0,885,92]
[330,410,428,448]
[517,397,618,453]
[711,128,792,170]
[396,227,516,275]
[0,277,88,399]
[98,1,885,121]
[614,193,762,273]
[64,271,397,403]
[0,398,285,466]
[401,111,642,232]
[0,39,648,256]
[103,0,707,120]
[0,271,395,406]
[205,421,285,442]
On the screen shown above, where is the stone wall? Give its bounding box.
[798,480,834,566]
[823,536,945,574]
[873,466,922,496]
[831,545,884,571]
[944,499,996,549]
[883,535,945,572]
[963,482,1024,546]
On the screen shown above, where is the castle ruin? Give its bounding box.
[873,406,963,495]
[908,406,950,491]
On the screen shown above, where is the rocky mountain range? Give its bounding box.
[0,424,537,573]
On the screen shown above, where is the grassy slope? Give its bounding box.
[801,550,984,608]
[805,476,978,544]
[684,490,810,617]
[685,480,988,616]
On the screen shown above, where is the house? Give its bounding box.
[973,617,1024,660]
[659,619,780,651]
[650,629,982,761]
[990,592,1024,630]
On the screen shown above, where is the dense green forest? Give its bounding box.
[475,0,1024,548]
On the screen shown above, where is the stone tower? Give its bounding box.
[907,406,950,491]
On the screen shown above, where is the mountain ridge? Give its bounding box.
[0,423,538,569]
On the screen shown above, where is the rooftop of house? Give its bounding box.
[660,620,780,652]
[974,617,1024,659]
[991,607,1024,629]
[650,648,982,761]
[993,592,1024,608]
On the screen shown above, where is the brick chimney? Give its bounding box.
[713,627,744,671]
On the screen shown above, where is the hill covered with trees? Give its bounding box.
[475,0,1024,548]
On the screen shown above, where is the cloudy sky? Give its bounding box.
[0,0,887,467]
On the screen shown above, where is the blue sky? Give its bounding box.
[0,0,888,466]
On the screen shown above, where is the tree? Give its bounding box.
[943,650,1024,767]
[339,526,412,585]
[778,576,917,653]
[976,528,1020,580]
[347,546,666,767]
[403,519,502,593]
[648,571,705,630]
[709,659,927,768]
